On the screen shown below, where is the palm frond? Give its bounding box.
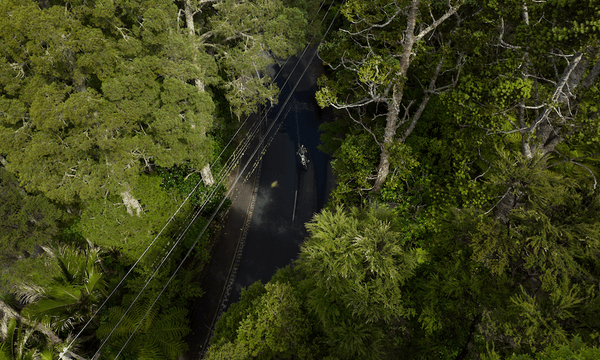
[55,245,86,284]
[21,348,39,360]
[38,348,56,360]
[85,240,103,265]
[21,294,81,324]
[17,285,46,305]
[83,267,106,297]
[0,343,11,360]
[6,319,16,351]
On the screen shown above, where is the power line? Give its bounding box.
[108,3,344,359]
[64,2,332,358]
[60,14,311,359]
[150,0,337,268]
[209,0,330,171]
[152,0,337,282]
[151,0,334,271]
[144,0,335,278]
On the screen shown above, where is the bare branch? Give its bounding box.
[329,97,380,110]
[550,150,598,191]
[414,0,464,43]
[199,30,213,43]
[527,52,583,135]
[341,6,403,36]
[473,146,492,182]
[345,108,382,147]
[497,18,521,50]
[521,72,557,86]
[400,56,445,142]
[484,186,513,215]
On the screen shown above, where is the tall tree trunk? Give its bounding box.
[372,0,419,192]
[185,0,206,94]
[185,0,214,182]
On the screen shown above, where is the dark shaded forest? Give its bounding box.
[1,0,600,359]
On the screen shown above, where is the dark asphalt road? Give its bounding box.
[183,46,334,359]
[230,46,334,303]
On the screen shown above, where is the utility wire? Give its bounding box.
[148,0,334,273]
[70,2,331,358]
[109,3,344,359]
[61,17,305,360]
[155,0,333,270]
[209,0,329,169]
[158,0,335,255]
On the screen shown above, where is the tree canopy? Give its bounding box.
[0,0,308,204]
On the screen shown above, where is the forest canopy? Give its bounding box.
[1,0,599,359]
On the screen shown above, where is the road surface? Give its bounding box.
[183,45,334,359]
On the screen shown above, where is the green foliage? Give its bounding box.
[211,282,267,348]
[409,147,600,357]
[484,335,600,360]
[0,317,55,360]
[0,0,309,204]
[19,241,107,336]
[236,282,311,359]
[328,132,380,205]
[378,142,420,202]
[157,166,231,214]
[0,256,58,296]
[471,150,600,287]
[96,299,190,360]
[208,280,317,360]
[204,341,250,360]
[299,205,418,324]
[209,0,308,118]
[78,174,183,265]
[0,168,63,292]
[0,0,217,204]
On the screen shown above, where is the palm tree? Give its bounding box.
[0,318,45,360]
[18,241,107,336]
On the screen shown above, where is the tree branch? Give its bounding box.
[549,151,599,191]
[345,109,382,147]
[341,6,402,36]
[414,0,464,43]
[527,52,583,137]
[581,58,600,89]
[497,18,521,50]
[400,56,445,142]
[0,299,62,344]
[328,97,380,110]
